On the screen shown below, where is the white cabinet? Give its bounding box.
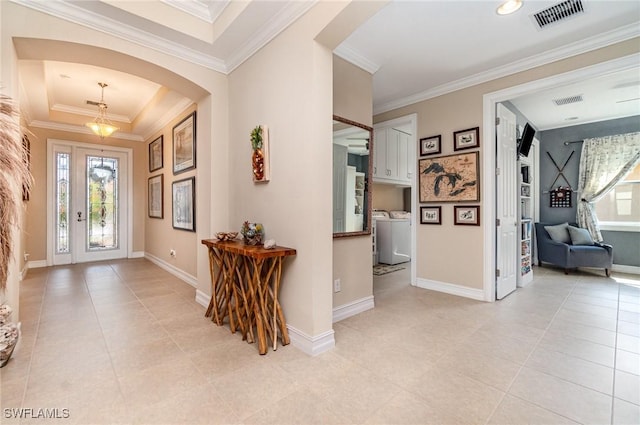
[373,127,412,185]
[345,166,364,232]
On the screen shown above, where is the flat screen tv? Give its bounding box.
[518,123,535,157]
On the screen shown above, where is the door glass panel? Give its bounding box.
[56,152,70,254]
[87,155,118,251]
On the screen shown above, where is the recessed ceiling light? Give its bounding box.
[497,0,523,15]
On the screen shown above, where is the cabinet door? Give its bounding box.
[398,131,411,183]
[373,128,387,180]
[386,128,400,180]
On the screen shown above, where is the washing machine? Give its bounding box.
[374,211,411,265]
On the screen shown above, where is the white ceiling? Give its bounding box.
[11,0,640,141]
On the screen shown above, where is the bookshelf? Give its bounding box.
[519,159,534,286]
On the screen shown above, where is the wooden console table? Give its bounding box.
[201,239,296,355]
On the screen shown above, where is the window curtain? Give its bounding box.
[577,132,640,242]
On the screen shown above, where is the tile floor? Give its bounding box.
[1,259,639,424]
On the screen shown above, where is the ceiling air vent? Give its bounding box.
[532,0,584,29]
[553,94,583,106]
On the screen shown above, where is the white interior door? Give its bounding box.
[496,103,518,299]
[50,143,129,265]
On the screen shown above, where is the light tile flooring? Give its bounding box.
[1,259,639,424]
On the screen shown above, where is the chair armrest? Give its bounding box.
[594,242,613,253]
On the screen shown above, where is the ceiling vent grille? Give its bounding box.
[533,0,584,29]
[553,94,583,106]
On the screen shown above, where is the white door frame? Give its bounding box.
[481,53,639,301]
[46,139,134,265]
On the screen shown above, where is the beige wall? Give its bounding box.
[332,56,374,310]
[372,183,405,212]
[145,104,198,277]
[375,38,640,291]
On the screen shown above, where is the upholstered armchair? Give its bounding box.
[535,222,613,277]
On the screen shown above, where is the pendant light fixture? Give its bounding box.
[85,82,118,138]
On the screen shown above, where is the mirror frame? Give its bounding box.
[332,114,373,239]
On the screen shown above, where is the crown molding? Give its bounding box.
[225,0,317,73]
[29,119,144,142]
[51,103,132,123]
[141,98,193,141]
[373,23,640,115]
[12,0,227,73]
[161,0,229,24]
[333,43,380,75]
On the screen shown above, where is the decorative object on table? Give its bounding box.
[149,135,163,172]
[0,303,19,368]
[419,152,479,203]
[264,239,276,249]
[215,231,238,241]
[453,127,480,151]
[173,111,196,175]
[550,186,572,208]
[241,221,264,245]
[250,125,270,182]
[419,135,441,156]
[420,206,442,224]
[454,205,480,225]
[148,174,164,219]
[172,177,196,231]
[0,95,33,290]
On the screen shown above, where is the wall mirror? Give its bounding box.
[332,115,373,238]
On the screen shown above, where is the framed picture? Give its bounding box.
[173,112,196,174]
[149,135,163,172]
[419,152,479,203]
[172,177,195,231]
[420,206,441,224]
[453,127,480,151]
[22,135,31,201]
[454,205,480,226]
[419,135,441,156]
[148,174,164,219]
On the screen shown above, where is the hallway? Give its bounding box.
[1,259,639,424]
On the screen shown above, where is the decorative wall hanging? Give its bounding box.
[419,152,480,203]
[420,206,442,224]
[420,135,441,156]
[149,135,163,172]
[148,174,164,219]
[550,187,572,208]
[453,127,480,151]
[173,112,196,175]
[546,150,574,189]
[172,177,195,231]
[251,125,270,182]
[454,205,480,226]
[22,135,31,201]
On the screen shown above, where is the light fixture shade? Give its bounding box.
[497,0,523,15]
[85,83,118,138]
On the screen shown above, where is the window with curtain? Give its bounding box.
[594,161,640,225]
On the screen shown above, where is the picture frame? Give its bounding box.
[420,206,441,224]
[172,177,195,231]
[419,135,441,156]
[173,112,196,174]
[22,135,31,201]
[454,205,480,226]
[148,174,164,219]
[149,135,163,172]
[453,127,480,151]
[418,151,480,203]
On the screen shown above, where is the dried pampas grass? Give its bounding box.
[0,95,32,290]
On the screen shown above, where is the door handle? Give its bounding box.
[77,211,86,222]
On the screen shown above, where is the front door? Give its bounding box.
[51,143,129,265]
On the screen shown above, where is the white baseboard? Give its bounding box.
[130,251,145,258]
[27,260,47,269]
[416,278,486,301]
[144,252,197,287]
[333,295,374,323]
[612,264,640,275]
[195,289,211,308]
[287,325,335,356]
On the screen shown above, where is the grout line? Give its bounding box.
[610,281,621,425]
